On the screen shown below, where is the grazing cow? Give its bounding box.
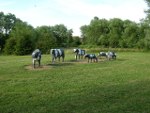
[107,51,117,60]
[84,54,98,63]
[50,49,65,63]
[98,52,107,58]
[32,49,41,68]
[73,49,86,60]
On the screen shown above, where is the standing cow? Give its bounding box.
[98,52,107,58]
[32,49,41,68]
[50,49,65,63]
[107,51,117,60]
[84,54,98,63]
[73,49,86,60]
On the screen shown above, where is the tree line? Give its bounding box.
[0,12,81,55]
[1,0,150,55]
[80,0,150,49]
[80,17,150,49]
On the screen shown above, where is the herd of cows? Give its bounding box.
[32,48,117,68]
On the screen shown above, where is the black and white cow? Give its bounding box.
[50,49,65,63]
[32,49,41,68]
[73,49,86,60]
[84,54,98,63]
[107,51,117,60]
[98,52,107,58]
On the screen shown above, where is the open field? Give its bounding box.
[0,51,150,113]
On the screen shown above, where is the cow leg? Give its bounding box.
[32,59,35,68]
[79,55,80,59]
[38,60,41,67]
[75,54,77,60]
[81,55,83,59]
[96,58,98,62]
[88,58,90,63]
[52,57,55,63]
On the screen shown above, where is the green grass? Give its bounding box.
[0,51,150,113]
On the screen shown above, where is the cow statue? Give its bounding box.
[98,52,107,58]
[84,54,98,63]
[107,51,117,60]
[73,49,86,60]
[50,49,65,63]
[32,49,41,68]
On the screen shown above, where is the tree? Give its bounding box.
[4,20,36,55]
[80,25,88,44]
[4,38,16,54]
[72,36,82,47]
[140,0,150,50]
[66,29,74,47]
[0,12,5,34]
[4,13,16,35]
[108,18,124,48]
[144,0,150,22]
[120,20,140,48]
[52,24,68,47]
[144,29,150,49]
[0,12,16,51]
[35,26,56,53]
[80,17,109,46]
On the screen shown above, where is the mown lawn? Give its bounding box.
[0,51,150,113]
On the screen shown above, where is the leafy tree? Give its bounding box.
[52,24,72,47]
[0,12,5,34]
[66,29,74,47]
[144,0,150,22]
[80,17,145,48]
[4,20,35,55]
[35,26,56,53]
[142,0,150,50]
[121,21,140,48]
[80,17,109,46]
[0,12,16,51]
[143,29,150,49]
[4,13,16,35]
[108,18,124,48]
[72,36,82,47]
[80,25,88,44]
[4,38,16,54]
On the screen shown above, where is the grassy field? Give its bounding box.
[0,51,150,113]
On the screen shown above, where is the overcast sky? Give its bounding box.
[0,0,148,36]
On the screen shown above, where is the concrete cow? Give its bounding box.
[73,48,86,60]
[84,54,98,63]
[32,49,41,68]
[50,49,65,63]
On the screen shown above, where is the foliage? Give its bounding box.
[145,0,150,22]
[2,1,150,55]
[144,29,150,50]
[35,26,56,53]
[0,12,78,55]
[108,18,124,48]
[4,20,36,55]
[4,38,16,54]
[52,24,74,47]
[71,36,82,47]
[35,25,76,53]
[80,17,150,49]
[0,12,16,50]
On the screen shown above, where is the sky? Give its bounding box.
[0,0,148,36]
